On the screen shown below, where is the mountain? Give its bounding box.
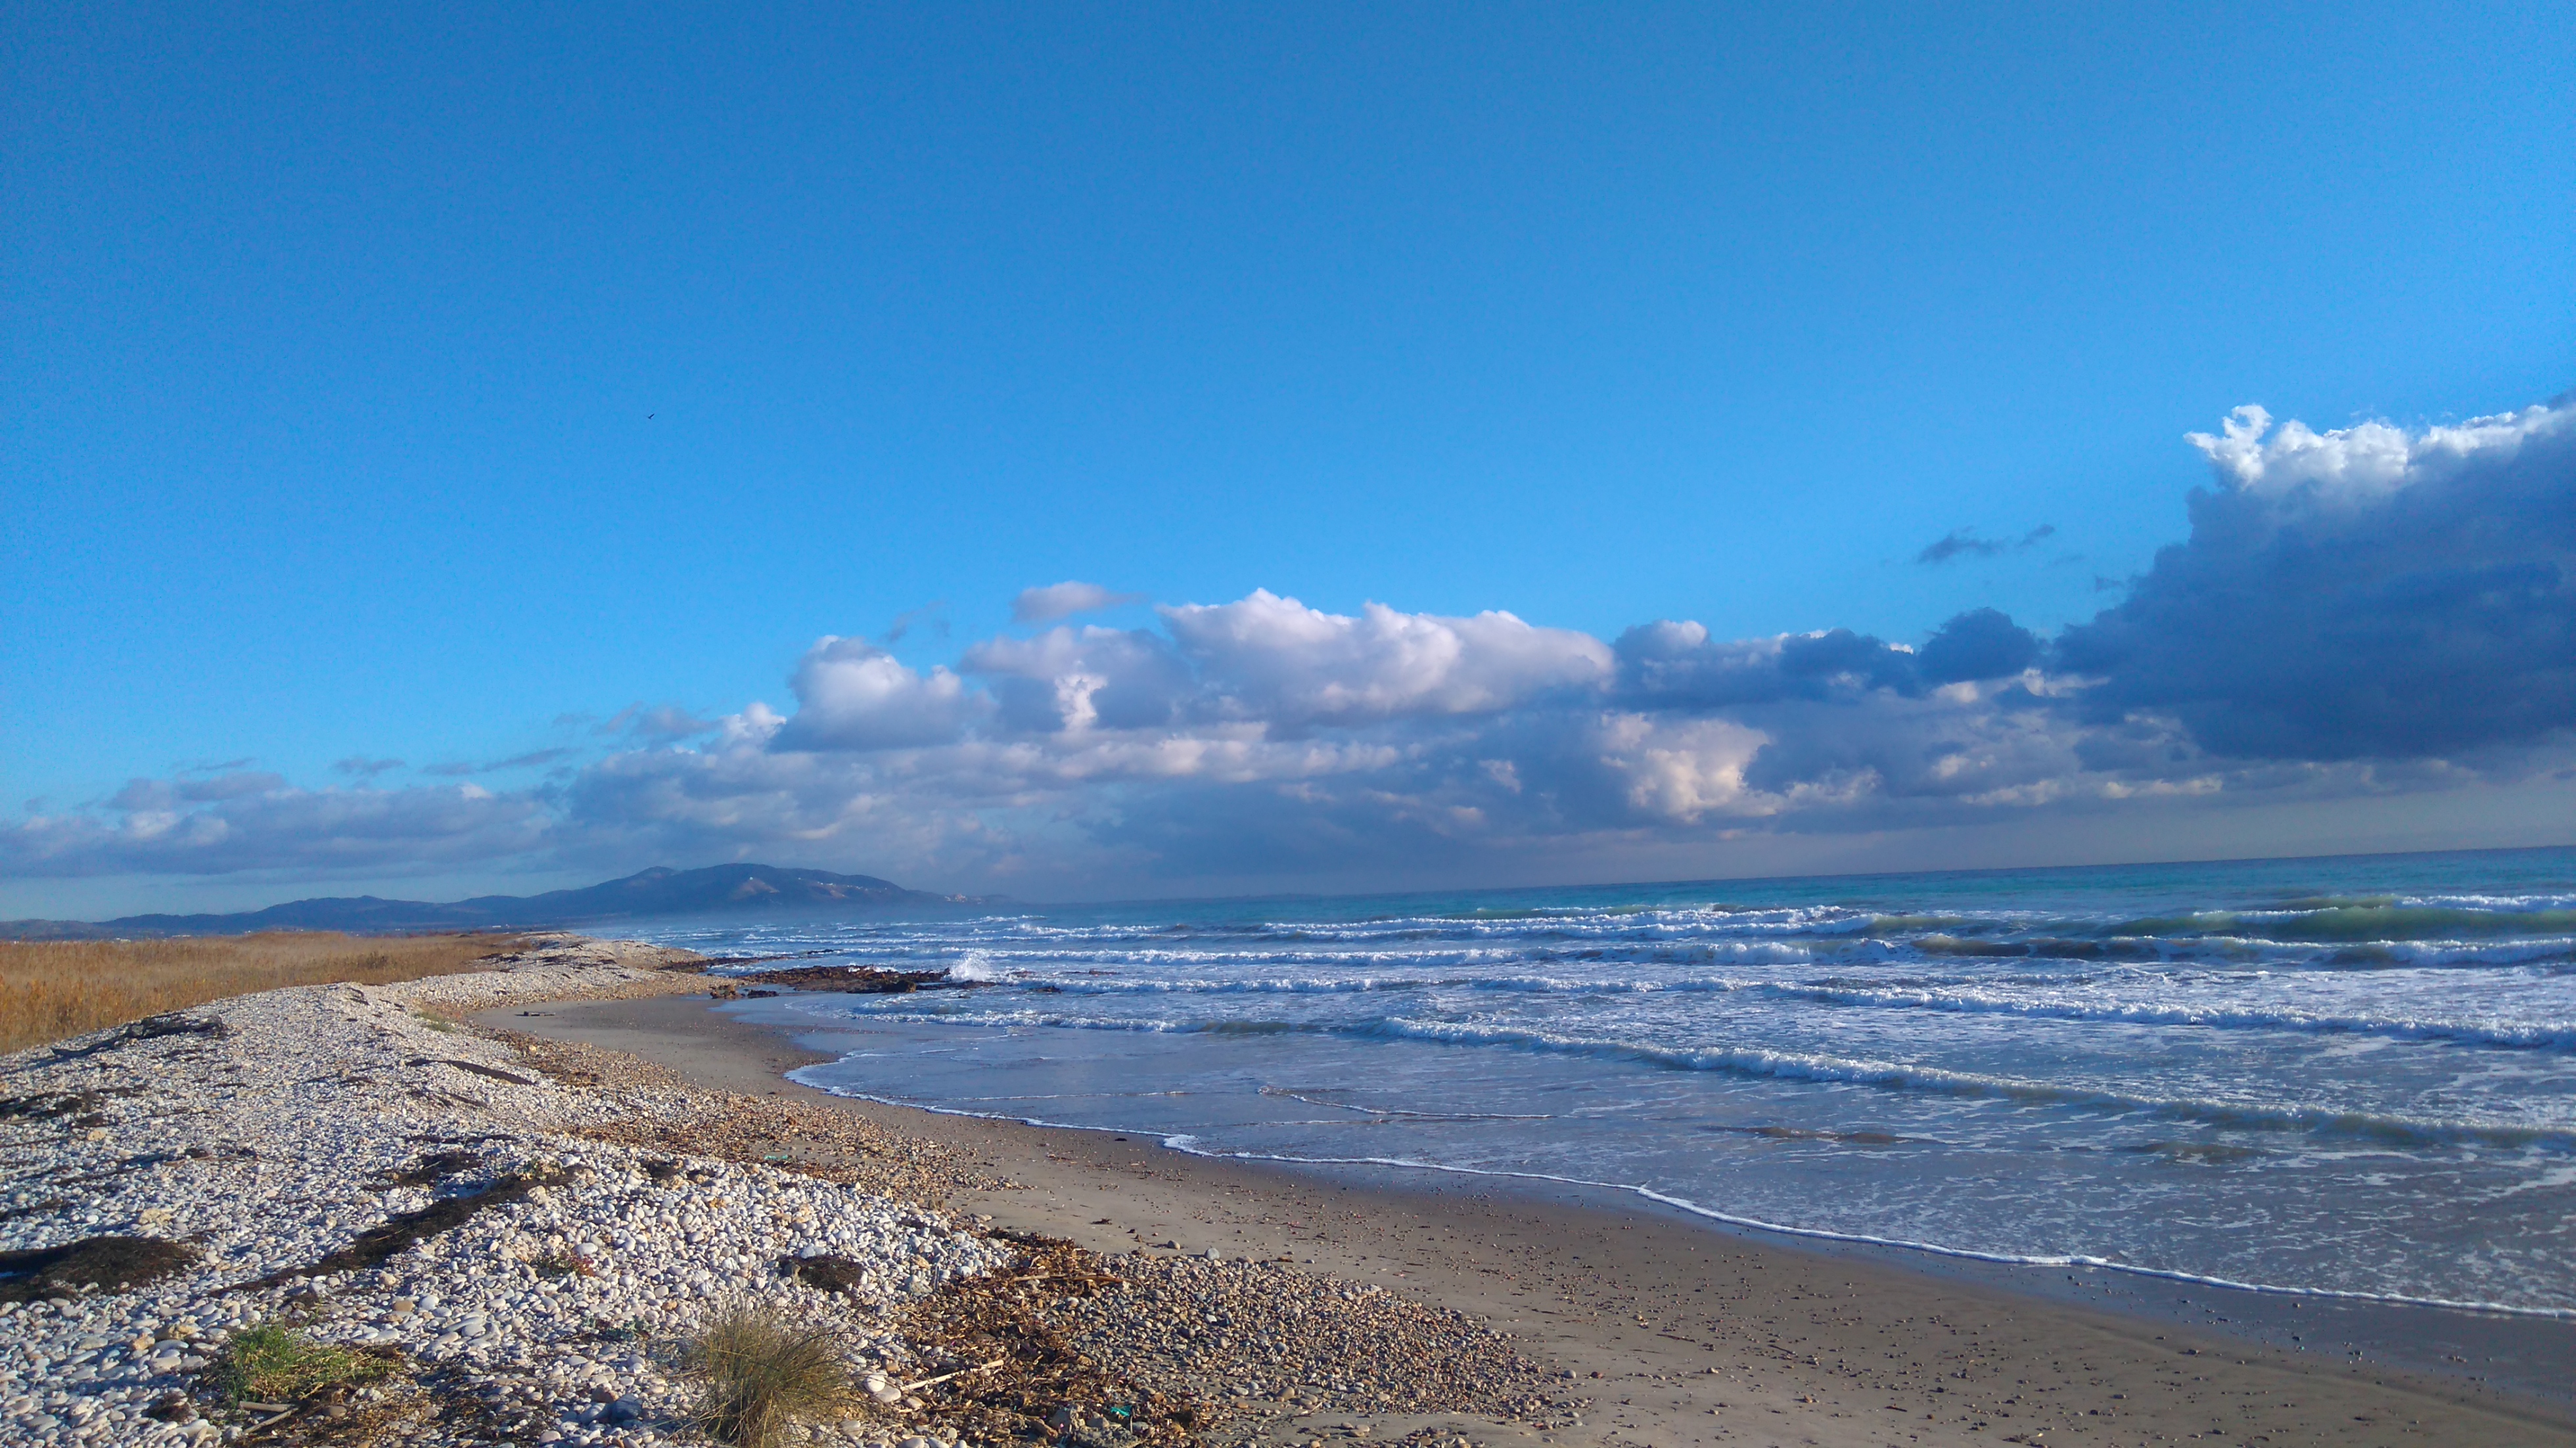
[0,864,994,939]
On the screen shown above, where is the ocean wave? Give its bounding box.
[1011,964,1807,997]
[2114,905,2576,943]
[1760,982,2576,1051]
[794,1003,2576,1150]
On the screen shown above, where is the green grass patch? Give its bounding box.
[208,1321,392,1404]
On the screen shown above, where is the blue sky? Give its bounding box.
[5,3,2571,916]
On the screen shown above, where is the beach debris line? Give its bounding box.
[886,1231,1216,1446]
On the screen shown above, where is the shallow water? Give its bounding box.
[640,846,2576,1316]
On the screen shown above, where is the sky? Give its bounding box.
[3,2,2571,918]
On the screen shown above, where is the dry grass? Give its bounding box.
[680,1302,858,1447]
[0,932,525,1054]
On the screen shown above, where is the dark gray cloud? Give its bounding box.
[5,780,548,878]
[883,600,951,646]
[111,772,287,809]
[1920,608,2044,685]
[2056,400,2575,760]
[1916,524,2055,564]
[1614,608,2041,706]
[333,757,406,777]
[423,748,576,777]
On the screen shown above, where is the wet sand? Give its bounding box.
[479,992,2576,1448]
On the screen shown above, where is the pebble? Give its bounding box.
[0,938,1007,1447]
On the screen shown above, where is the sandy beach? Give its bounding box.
[490,989,2576,1448]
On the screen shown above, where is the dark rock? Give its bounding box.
[725,964,988,993]
[777,1254,875,1295]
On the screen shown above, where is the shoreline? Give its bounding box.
[487,989,2576,1448]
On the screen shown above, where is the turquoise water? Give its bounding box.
[642,846,2576,1315]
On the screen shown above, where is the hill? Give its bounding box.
[0,863,992,939]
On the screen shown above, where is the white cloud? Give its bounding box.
[771,637,978,751]
[1594,713,1771,822]
[1161,590,1614,726]
[1011,580,1146,623]
[2186,401,2569,505]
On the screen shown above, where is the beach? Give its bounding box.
[497,988,2576,1448]
[5,932,2571,1448]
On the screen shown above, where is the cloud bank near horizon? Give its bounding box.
[11,397,2573,896]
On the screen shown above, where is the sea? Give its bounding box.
[638,846,2576,1321]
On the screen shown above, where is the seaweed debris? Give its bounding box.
[0,1234,203,1301]
[238,1175,542,1288]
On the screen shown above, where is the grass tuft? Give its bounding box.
[209,1320,392,1404]
[681,1303,857,1447]
[0,932,523,1053]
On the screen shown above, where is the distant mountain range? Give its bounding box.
[0,864,995,940]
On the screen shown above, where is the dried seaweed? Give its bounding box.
[0,1234,202,1301]
[890,1234,1216,1447]
[237,1176,539,1288]
[49,1014,231,1061]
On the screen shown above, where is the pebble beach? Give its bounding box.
[0,938,1562,1448]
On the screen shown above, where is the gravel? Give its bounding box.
[0,938,1005,1448]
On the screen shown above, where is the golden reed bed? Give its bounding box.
[0,932,524,1053]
